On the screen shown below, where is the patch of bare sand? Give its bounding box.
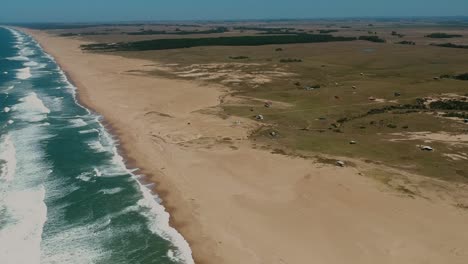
[443,153,468,161]
[170,63,296,85]
[221,94,294,109]
[389,131,468,145]
[25,28,468,264]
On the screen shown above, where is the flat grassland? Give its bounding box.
[49,19,468,183]
[73,21,468,184]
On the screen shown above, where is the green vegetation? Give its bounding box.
[396,40,416,45]
[425,33,463,38]
[81,34,357,51]
[58,32,108,37]
[454,73,468,80]
[429,100,468,111]
[431,43,468,49]
[319,29,339,34]
[234,26,296,34]
[280,58,302,63]
[358,35,386,43]
[75,20,468,182]
[441,73,468,80]
[229,56,249,60]
[391,31,405,38]
[127,27,229,35]
[443,112,468,119]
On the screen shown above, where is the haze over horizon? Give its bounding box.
[1,0,468,23]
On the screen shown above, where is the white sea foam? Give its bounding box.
[94,168,103,177]
[0,186,47,264]
[12,92,50,122]
[20,93,51,113]
[0,135,16,182]
[79,128,99,134]
[99,187,124,195]
[86,140,106,153]
[103,132,194,263]
[24,61,39,67]
[4,86,14,92]
[3,107,11,113]
[17,67,32,80]
[0,123,49,264]
[76,172,93,182]
[6,56,29,62]
[20,47,35,57]
[68,118,88,128]
[39,218,110,264]
[7,120,14,125]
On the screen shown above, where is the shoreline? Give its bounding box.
[22,28,468,264]
[27,29,196,262]
[22,28,223,263]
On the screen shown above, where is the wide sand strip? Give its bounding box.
[24,29,468,264]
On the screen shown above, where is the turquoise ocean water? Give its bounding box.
[0,27,193,264]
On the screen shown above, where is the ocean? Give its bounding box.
[0,27,193,264]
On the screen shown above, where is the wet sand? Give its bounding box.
[24,28,468,264]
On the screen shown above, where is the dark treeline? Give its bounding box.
[233,26,295,31]
[425,33,463,38]
[127,27,229,35]
[233,26,299,34]
[431,43,468,49]
[396,40,416,45]
[429,100,468,111]
[81,34,357,52]
[15,23,204,30]
[319,29,339,34]
[15,23,147,29]
[391,31,405,38]
[58,32,109,37]
[358,35,386,43]
[441,73,468,80]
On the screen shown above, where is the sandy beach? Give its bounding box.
[23,28,468,264]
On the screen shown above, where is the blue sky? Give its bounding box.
[1,0,467,22]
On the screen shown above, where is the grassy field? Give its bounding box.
[55,19,468,182]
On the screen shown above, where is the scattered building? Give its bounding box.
[349,140,357,145]
[336,160,345,167]
[420,145,434,151]
[255,114,264,120]
[394,92,401,97]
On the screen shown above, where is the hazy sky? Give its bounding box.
[1,0,467,22]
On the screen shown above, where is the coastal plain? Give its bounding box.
[23,19,468,263]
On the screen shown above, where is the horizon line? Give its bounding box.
[2,15,468,25]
